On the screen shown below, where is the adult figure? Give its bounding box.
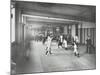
[86,36,92,53]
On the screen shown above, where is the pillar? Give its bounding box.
[75,24,78,36]
[64,25,67,34]
[15,8,22,44]
[22,16,27,41]
[80,23,82,44]
[72,25,76,37]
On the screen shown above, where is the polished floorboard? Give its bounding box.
[16,41,96,74]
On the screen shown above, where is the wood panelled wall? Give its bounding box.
[78,28,96,47]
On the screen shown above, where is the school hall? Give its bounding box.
[11,1,96,74]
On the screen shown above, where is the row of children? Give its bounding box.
[44,34,80,57]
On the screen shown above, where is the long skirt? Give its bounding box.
[74,48,78,54]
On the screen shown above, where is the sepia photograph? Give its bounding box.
[11,0,96,74]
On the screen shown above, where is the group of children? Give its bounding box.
[44,34,80,57]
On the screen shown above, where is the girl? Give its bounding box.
[45,35,52,55]
[63,38,68,50]
[58,35,63,48]
[73,42,80,57]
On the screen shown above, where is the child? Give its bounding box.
[73,42,80,57]
[74,35,79,47]
[42,36,47,45]
[58,35,63,48]
[63,39,68,50]
[45,35,52,55]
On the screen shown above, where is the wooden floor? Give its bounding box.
[16,41,96,74]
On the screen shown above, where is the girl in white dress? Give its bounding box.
[45,35,52,55]
[63,39,68,50]
[58,35,63,48]
[73,42,80,57]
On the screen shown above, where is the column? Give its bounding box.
[80,23,82,44]
[75,24,78,36]
[72,25,75,37]
[23,16,27,41]
[15,8,22,44]
[64,25,67,34]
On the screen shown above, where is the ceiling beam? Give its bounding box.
[20,8,95,22]
[26,20,77,24]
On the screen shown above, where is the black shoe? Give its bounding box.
[50,53,52,54]
[49,51,52,55]
[65,48,67,50]
[46,51,48,55]
[77,53,80,57]
[74,53,76,56]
